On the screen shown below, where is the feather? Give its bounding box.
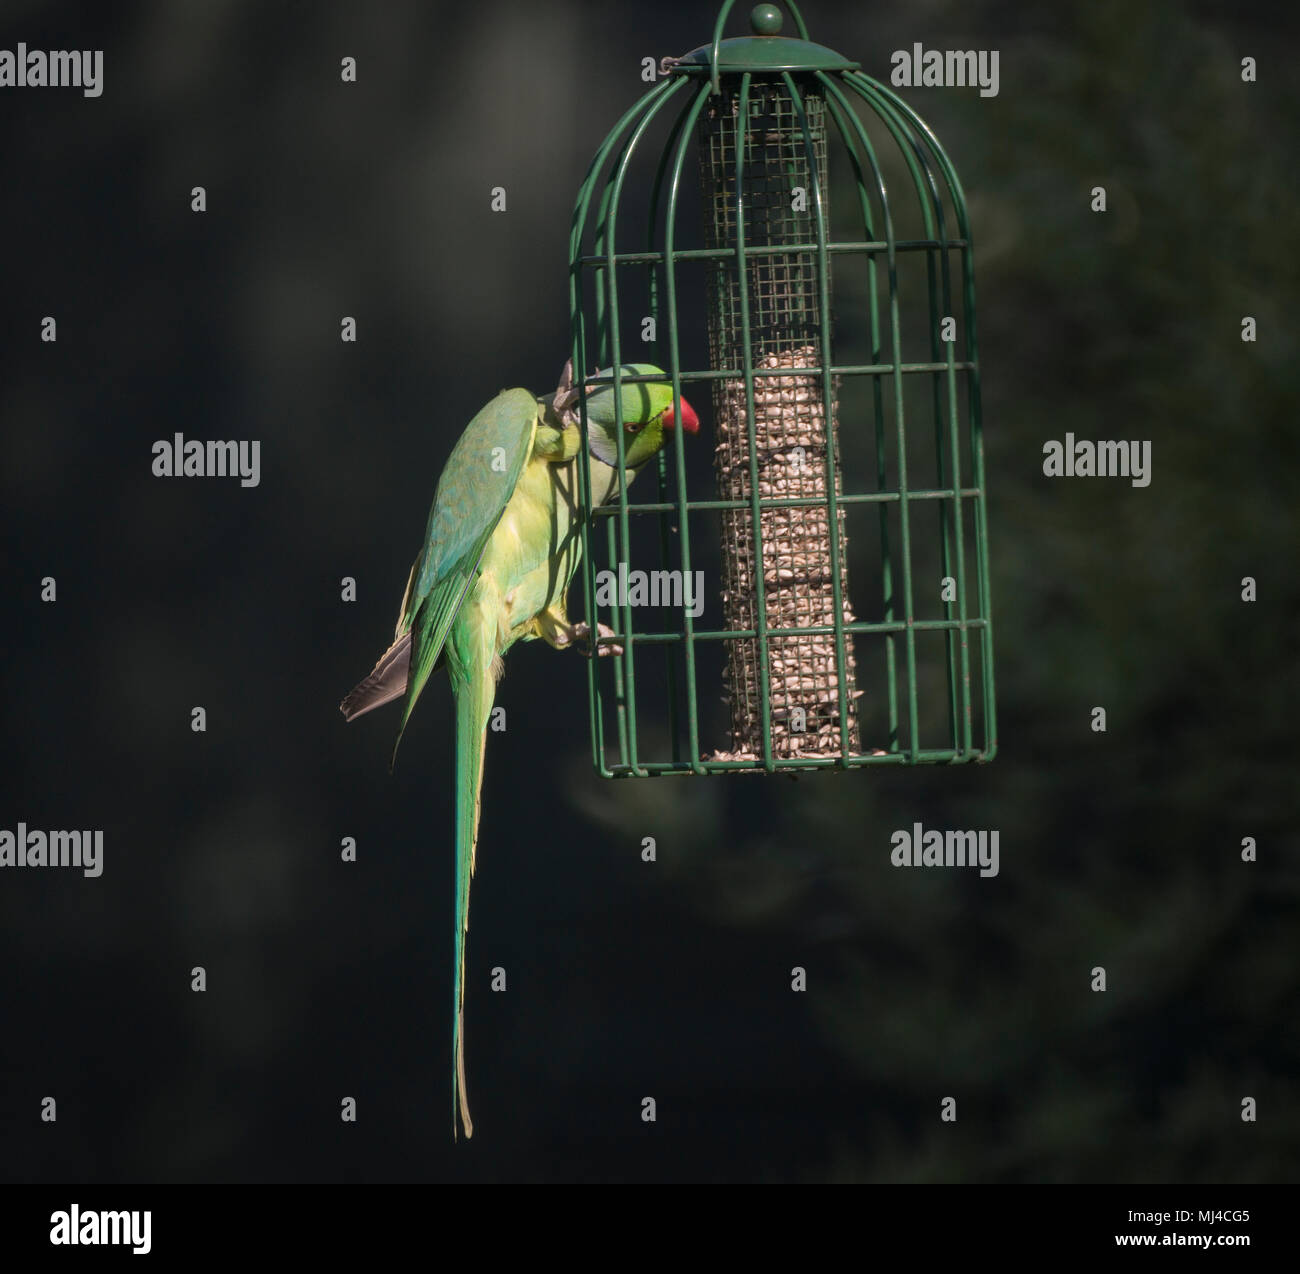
[447,599,499,1140]
[339,631,412,721]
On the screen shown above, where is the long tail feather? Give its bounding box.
[339,632,412,721]
[448,610,498,1140]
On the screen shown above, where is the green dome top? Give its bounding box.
[671,34,858,75]
[668,2,858,79]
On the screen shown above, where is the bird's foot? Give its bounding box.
[565,621,624,657]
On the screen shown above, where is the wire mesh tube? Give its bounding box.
[699,81,862,761]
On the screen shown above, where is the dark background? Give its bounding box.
[1,0,1296,1183]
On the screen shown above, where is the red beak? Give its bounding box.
[663,396,700,434]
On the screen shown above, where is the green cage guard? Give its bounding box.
[569,0,997,776]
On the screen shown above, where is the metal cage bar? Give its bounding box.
[850,70,996,757]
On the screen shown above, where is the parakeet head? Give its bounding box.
[580,363,699,470]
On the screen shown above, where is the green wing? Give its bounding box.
[392,388,538,759]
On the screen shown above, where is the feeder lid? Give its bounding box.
[669,4,858,76]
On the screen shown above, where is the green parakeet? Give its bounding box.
[340,361,698,1138]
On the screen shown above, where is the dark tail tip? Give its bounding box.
[340,632,413,723]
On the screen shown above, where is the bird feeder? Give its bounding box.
[569,0,997,775]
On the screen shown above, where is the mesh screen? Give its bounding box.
[699,81,861,760]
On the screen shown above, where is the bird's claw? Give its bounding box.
[567,621,624,657]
